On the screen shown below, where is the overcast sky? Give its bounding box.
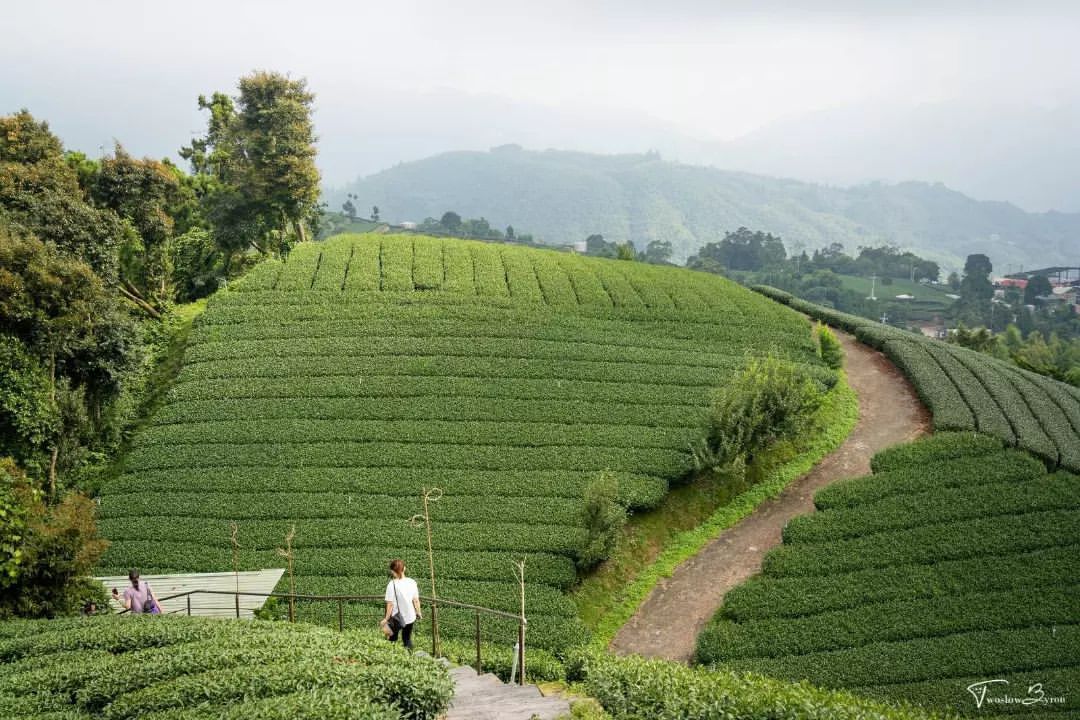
[3,1,1079,192]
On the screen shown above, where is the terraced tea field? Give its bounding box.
[697,433,1080,718]
[97,234,832,651]
[755,286,1080,472]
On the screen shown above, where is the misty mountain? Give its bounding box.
[330,146,1078,273]
[706,101,1080,214]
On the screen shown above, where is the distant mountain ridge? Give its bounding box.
[330,146,1079,272]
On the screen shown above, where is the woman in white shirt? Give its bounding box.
[382,559,421,649]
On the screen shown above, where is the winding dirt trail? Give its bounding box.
[609,331,930,663]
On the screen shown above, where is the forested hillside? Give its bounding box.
[330,146,1080,271]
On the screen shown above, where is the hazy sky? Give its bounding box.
[3,1,1079,190]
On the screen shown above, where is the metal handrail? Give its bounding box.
[115,588,528,684]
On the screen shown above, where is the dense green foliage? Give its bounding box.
[691,356,824,474]
[568,650,942,720]
[181,71,321,256]
[696,434,1079,717]
[0,463,109,619]
[754,285,1080,471]
[331,146,1079,270]
[0,615,452,719]
[97,233,830,651]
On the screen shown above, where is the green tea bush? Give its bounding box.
[751,285,1080,471]
[697,435,1080,716]
[817,323,844,369]
[0,616,452,719]
[568,650,942,720]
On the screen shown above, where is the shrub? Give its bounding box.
[577,471,627,570]
[692,356,825,474]
[0,467,110,619]
[817,323,844,369]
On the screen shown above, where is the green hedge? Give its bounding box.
[719,544,1078,622]
[724,624,1080,689]
[869,432,1005,473]
[698,433,1080,716]
[816,448,1044,510]
[763,509,1080,577]
[567,651,943,720]
[786,473,1080,544]
[0,616,452,719]
[698,584,1079,663]
[751,285,1080,472]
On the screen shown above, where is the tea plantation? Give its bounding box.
[0,615,452,719]
[696,433,1080,718]
[754,286,1080,472]
[96,234,832,651]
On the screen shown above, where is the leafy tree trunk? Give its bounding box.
[295,219,307,244]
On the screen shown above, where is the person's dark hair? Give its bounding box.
[128,568,140,588]
[388,559,404,577]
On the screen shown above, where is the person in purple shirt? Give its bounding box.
[112,569,161,614]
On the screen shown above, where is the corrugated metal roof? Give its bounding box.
[97,569,285,618]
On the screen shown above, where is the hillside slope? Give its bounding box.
[329,147,1080,271]
[96,233,832,652]
[697,433,1080,718]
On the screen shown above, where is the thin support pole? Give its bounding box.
[513,558,526,685]
[234,592,240,619]
[288,594,295,623]
[186,595,191,617]
[411,487,443,657]
[338,599,344,632]
[475,611,482,673]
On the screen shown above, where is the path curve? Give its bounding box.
[609,331,930,663]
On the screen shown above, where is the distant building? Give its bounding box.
[400,221,417,230]
[572,240,587,253]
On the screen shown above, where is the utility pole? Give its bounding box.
[880,311,889,325]
[868,275,878,301]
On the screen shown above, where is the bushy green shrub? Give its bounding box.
[817,323,843,369]
[577,472,627,570]
[0,467,110,619]
[692,356,825,474]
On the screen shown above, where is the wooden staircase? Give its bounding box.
[445,664,570,720]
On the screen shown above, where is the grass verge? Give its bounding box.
[576,371,859,651]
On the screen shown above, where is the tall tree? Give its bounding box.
[1024,274,1053,305]
[961,253,994,301]
[181,71,320,260]
[440,211,462,233]
[0,111,126,279]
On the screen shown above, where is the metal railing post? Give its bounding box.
[474,611,481,673]
[517,621,526,686]
[430,603,440,656]
[186,595,191,617]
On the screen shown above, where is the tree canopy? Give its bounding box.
[181,71,320,260]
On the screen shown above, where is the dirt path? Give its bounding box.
[608,331,929,663]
